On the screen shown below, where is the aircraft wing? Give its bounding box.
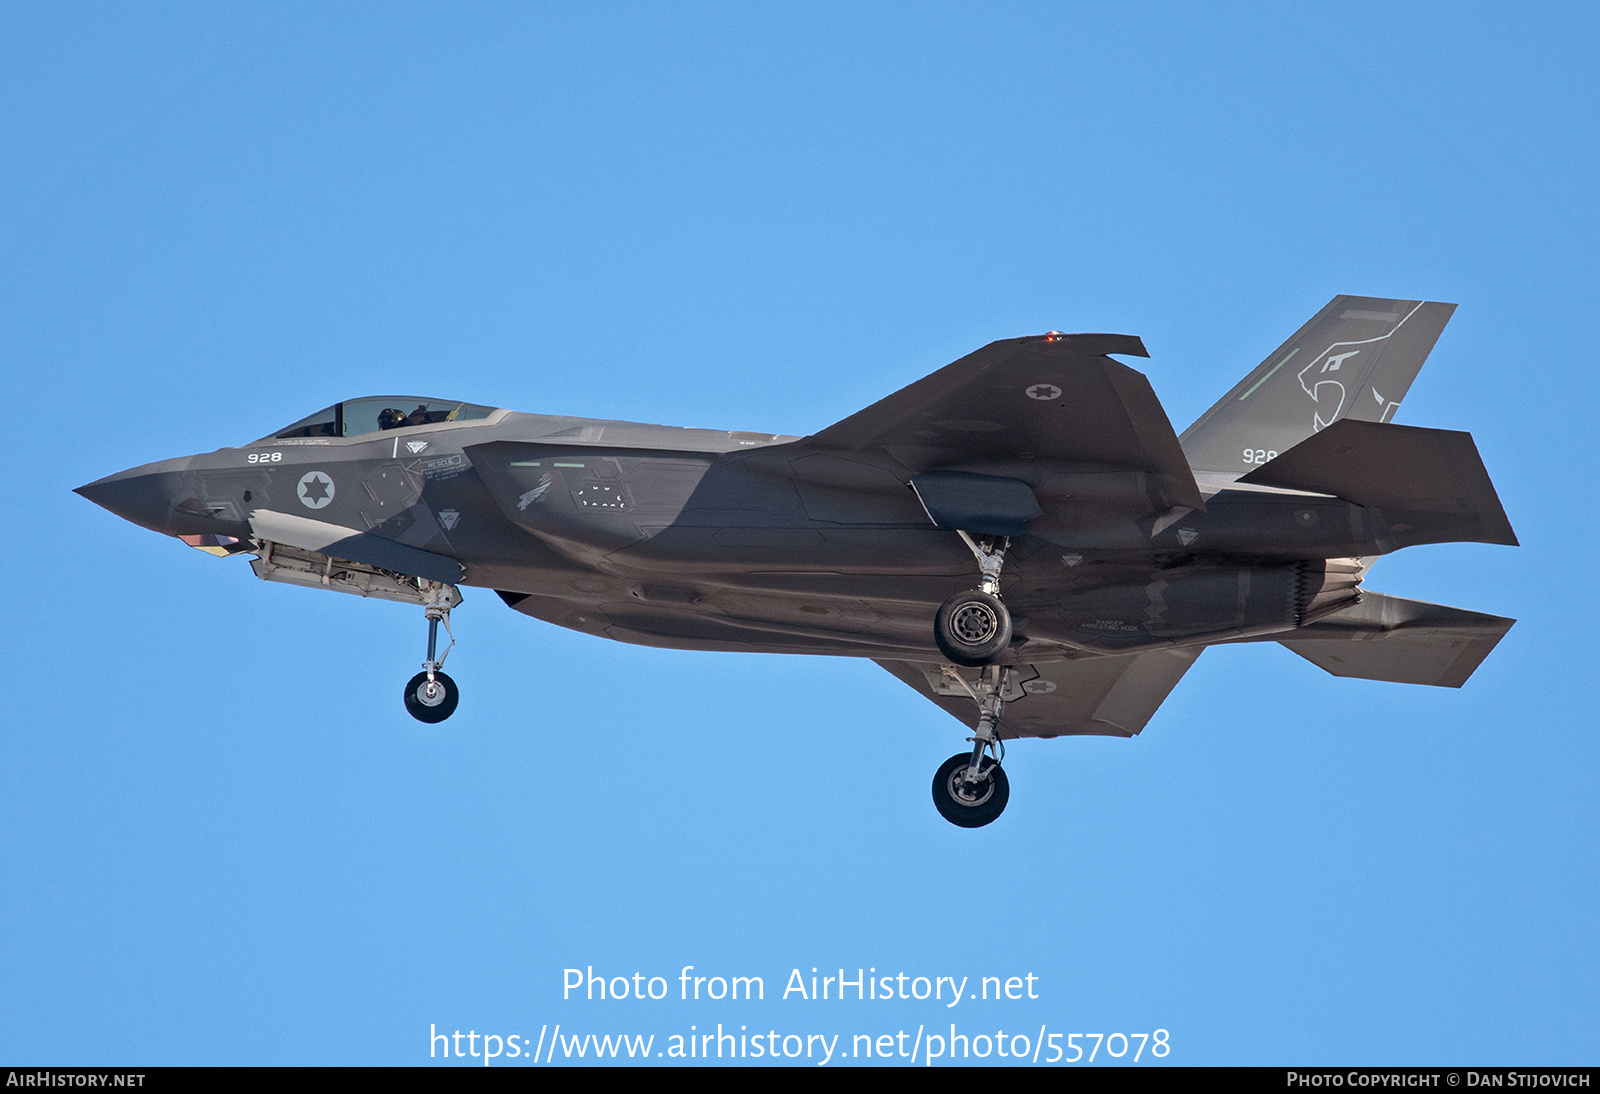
[876,648,1201,739]
[810,334,1204,510]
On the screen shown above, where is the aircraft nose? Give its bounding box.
[74,462,187,534]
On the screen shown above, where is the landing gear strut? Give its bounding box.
[931,665,1012,828]
[934,532,1012,666]
[404,581,460,723]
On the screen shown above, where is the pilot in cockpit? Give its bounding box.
[377,408,406,430]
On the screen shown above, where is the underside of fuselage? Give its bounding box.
[486,546,1366,663]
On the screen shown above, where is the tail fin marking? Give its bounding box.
[1182,296,1456,475]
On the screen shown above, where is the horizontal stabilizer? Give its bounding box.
[1238,419,1518,547]
[1279,591,1514,688]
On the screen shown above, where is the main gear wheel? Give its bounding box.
[932,752,1010,827]
[934,588,1012,666]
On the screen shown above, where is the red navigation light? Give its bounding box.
[1044,331,1063,343]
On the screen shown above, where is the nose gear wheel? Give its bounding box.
[404,581,461,723]
[404,670,459,723]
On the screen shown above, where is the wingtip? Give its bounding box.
[1036,332,1148,358]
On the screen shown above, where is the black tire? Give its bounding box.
[934,589,1012,666]
[404,670,459,723]
[931,752,1010,828]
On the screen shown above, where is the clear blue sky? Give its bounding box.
[3,2,1596,1066]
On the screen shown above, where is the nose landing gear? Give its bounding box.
[934,532,1013,666]
[404,581,461,724]
[931,665,1012,828]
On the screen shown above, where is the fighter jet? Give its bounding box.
[76,296,1517,827]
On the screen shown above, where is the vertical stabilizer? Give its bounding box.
[1181,296,1456,476]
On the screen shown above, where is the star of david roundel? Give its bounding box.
[297,471,335,510]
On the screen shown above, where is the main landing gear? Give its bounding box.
[931,664,1012,828]
[930,533,1016,826]
[934,532,1012,666]
[404,581,461,724]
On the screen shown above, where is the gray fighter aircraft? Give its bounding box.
[77,296,1517,827]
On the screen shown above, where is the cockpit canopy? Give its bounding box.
[269,397,497,440]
